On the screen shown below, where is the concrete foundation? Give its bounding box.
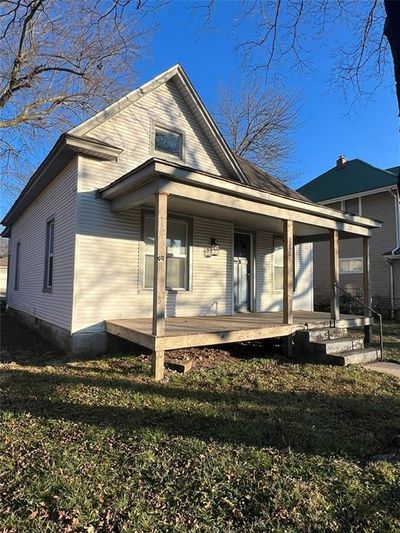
[6,306,137,358]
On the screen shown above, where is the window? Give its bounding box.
[327,201,342,210]
[339,257,363,274]
[273,237,284,291]
[44,219,54,290]
[344,197,360,215]
[154,127,183,158]
[14,242,20,290]
[143,214,189,290]
[273,236,296,291]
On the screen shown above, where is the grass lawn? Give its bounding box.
[1,315,400,532]
[379,322,400,362]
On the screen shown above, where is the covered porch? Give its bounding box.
[99,158,381,379]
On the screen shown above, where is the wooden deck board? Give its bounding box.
[105,311,373,351]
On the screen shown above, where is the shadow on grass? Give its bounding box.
[2,367,399,459]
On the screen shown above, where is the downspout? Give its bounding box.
[387,188,400,318]
[385,258,395,319]
[389,187,400,251]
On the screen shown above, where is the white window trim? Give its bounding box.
[44,218,55,291]
[339,257,363,274]
[152,123,185,162]
[142,211,192,292]
[273,236,284,292]
[14,241,20,290]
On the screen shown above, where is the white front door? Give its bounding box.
[234,232,252,312]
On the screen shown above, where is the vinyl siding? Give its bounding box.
[313,191,398,300]
[81,79,229,186]
[255,232,313,312]
[73,158,233,333]
[73,172,314,334]
[7,159,77,330]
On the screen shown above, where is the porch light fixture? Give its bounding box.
[211,238,219,256]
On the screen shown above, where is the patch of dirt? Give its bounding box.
[166,338,283,370]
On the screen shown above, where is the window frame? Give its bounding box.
[14,241,20,290]
[141,210,192,292]
[272,235,297,292]
[339,257,363,274]
[43,218,55,292]
[152,124,185,162]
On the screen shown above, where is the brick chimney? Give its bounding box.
[336,155,347,169]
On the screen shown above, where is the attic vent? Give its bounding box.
[336,155,347,169]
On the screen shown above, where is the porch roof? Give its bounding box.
[99,158,381,240]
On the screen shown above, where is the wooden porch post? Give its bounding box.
[363,236,372,344]
[283,219,294,325]
[283,220,294,356]
[330,229,340,323]
[152,192,168,380]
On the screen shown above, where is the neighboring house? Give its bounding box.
[298,157,400,318]
[2,65,380,378]
[0,255,8,299]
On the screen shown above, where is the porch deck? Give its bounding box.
[105,310,372,352]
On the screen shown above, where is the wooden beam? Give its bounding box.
[283,219,294,325]
[110,179,160,211]
[157,181,373,237]
[330,229,340,322]
[363,236,372,344]
[152,192,168,380]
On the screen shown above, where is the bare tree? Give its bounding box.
[0,0,149,198]
[215,84,300,179]
[198,1,400,115]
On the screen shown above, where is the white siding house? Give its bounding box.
[2,65,380,367]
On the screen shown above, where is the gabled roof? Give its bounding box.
[298,159,398,202]
[70,64,248,185]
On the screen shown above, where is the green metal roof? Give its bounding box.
[297,159,397,202]
[386,166,400,175]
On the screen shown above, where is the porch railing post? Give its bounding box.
[152,192,168,380]
[363,235,372,344]
[330,229,340,323]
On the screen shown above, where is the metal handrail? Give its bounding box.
[333,282,383,360]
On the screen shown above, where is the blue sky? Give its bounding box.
[136,1,399,189]
[1,1,399,219]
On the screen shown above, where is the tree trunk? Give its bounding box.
[384,0,400,116]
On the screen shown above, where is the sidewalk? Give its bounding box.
[364,362,400,379]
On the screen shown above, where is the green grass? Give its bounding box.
[1,315,400,532]
[380,321,400,362]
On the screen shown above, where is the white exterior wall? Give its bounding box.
[255,231,313,312]
[7,159,77,330]
[69,77,313,335]
[81,79,229,184]
[72,157,234,333]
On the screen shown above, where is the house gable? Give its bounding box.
[70,64,247,185]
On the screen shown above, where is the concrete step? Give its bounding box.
[296,327,348,343]
[326,348,380,366]
[312,337,364,355]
